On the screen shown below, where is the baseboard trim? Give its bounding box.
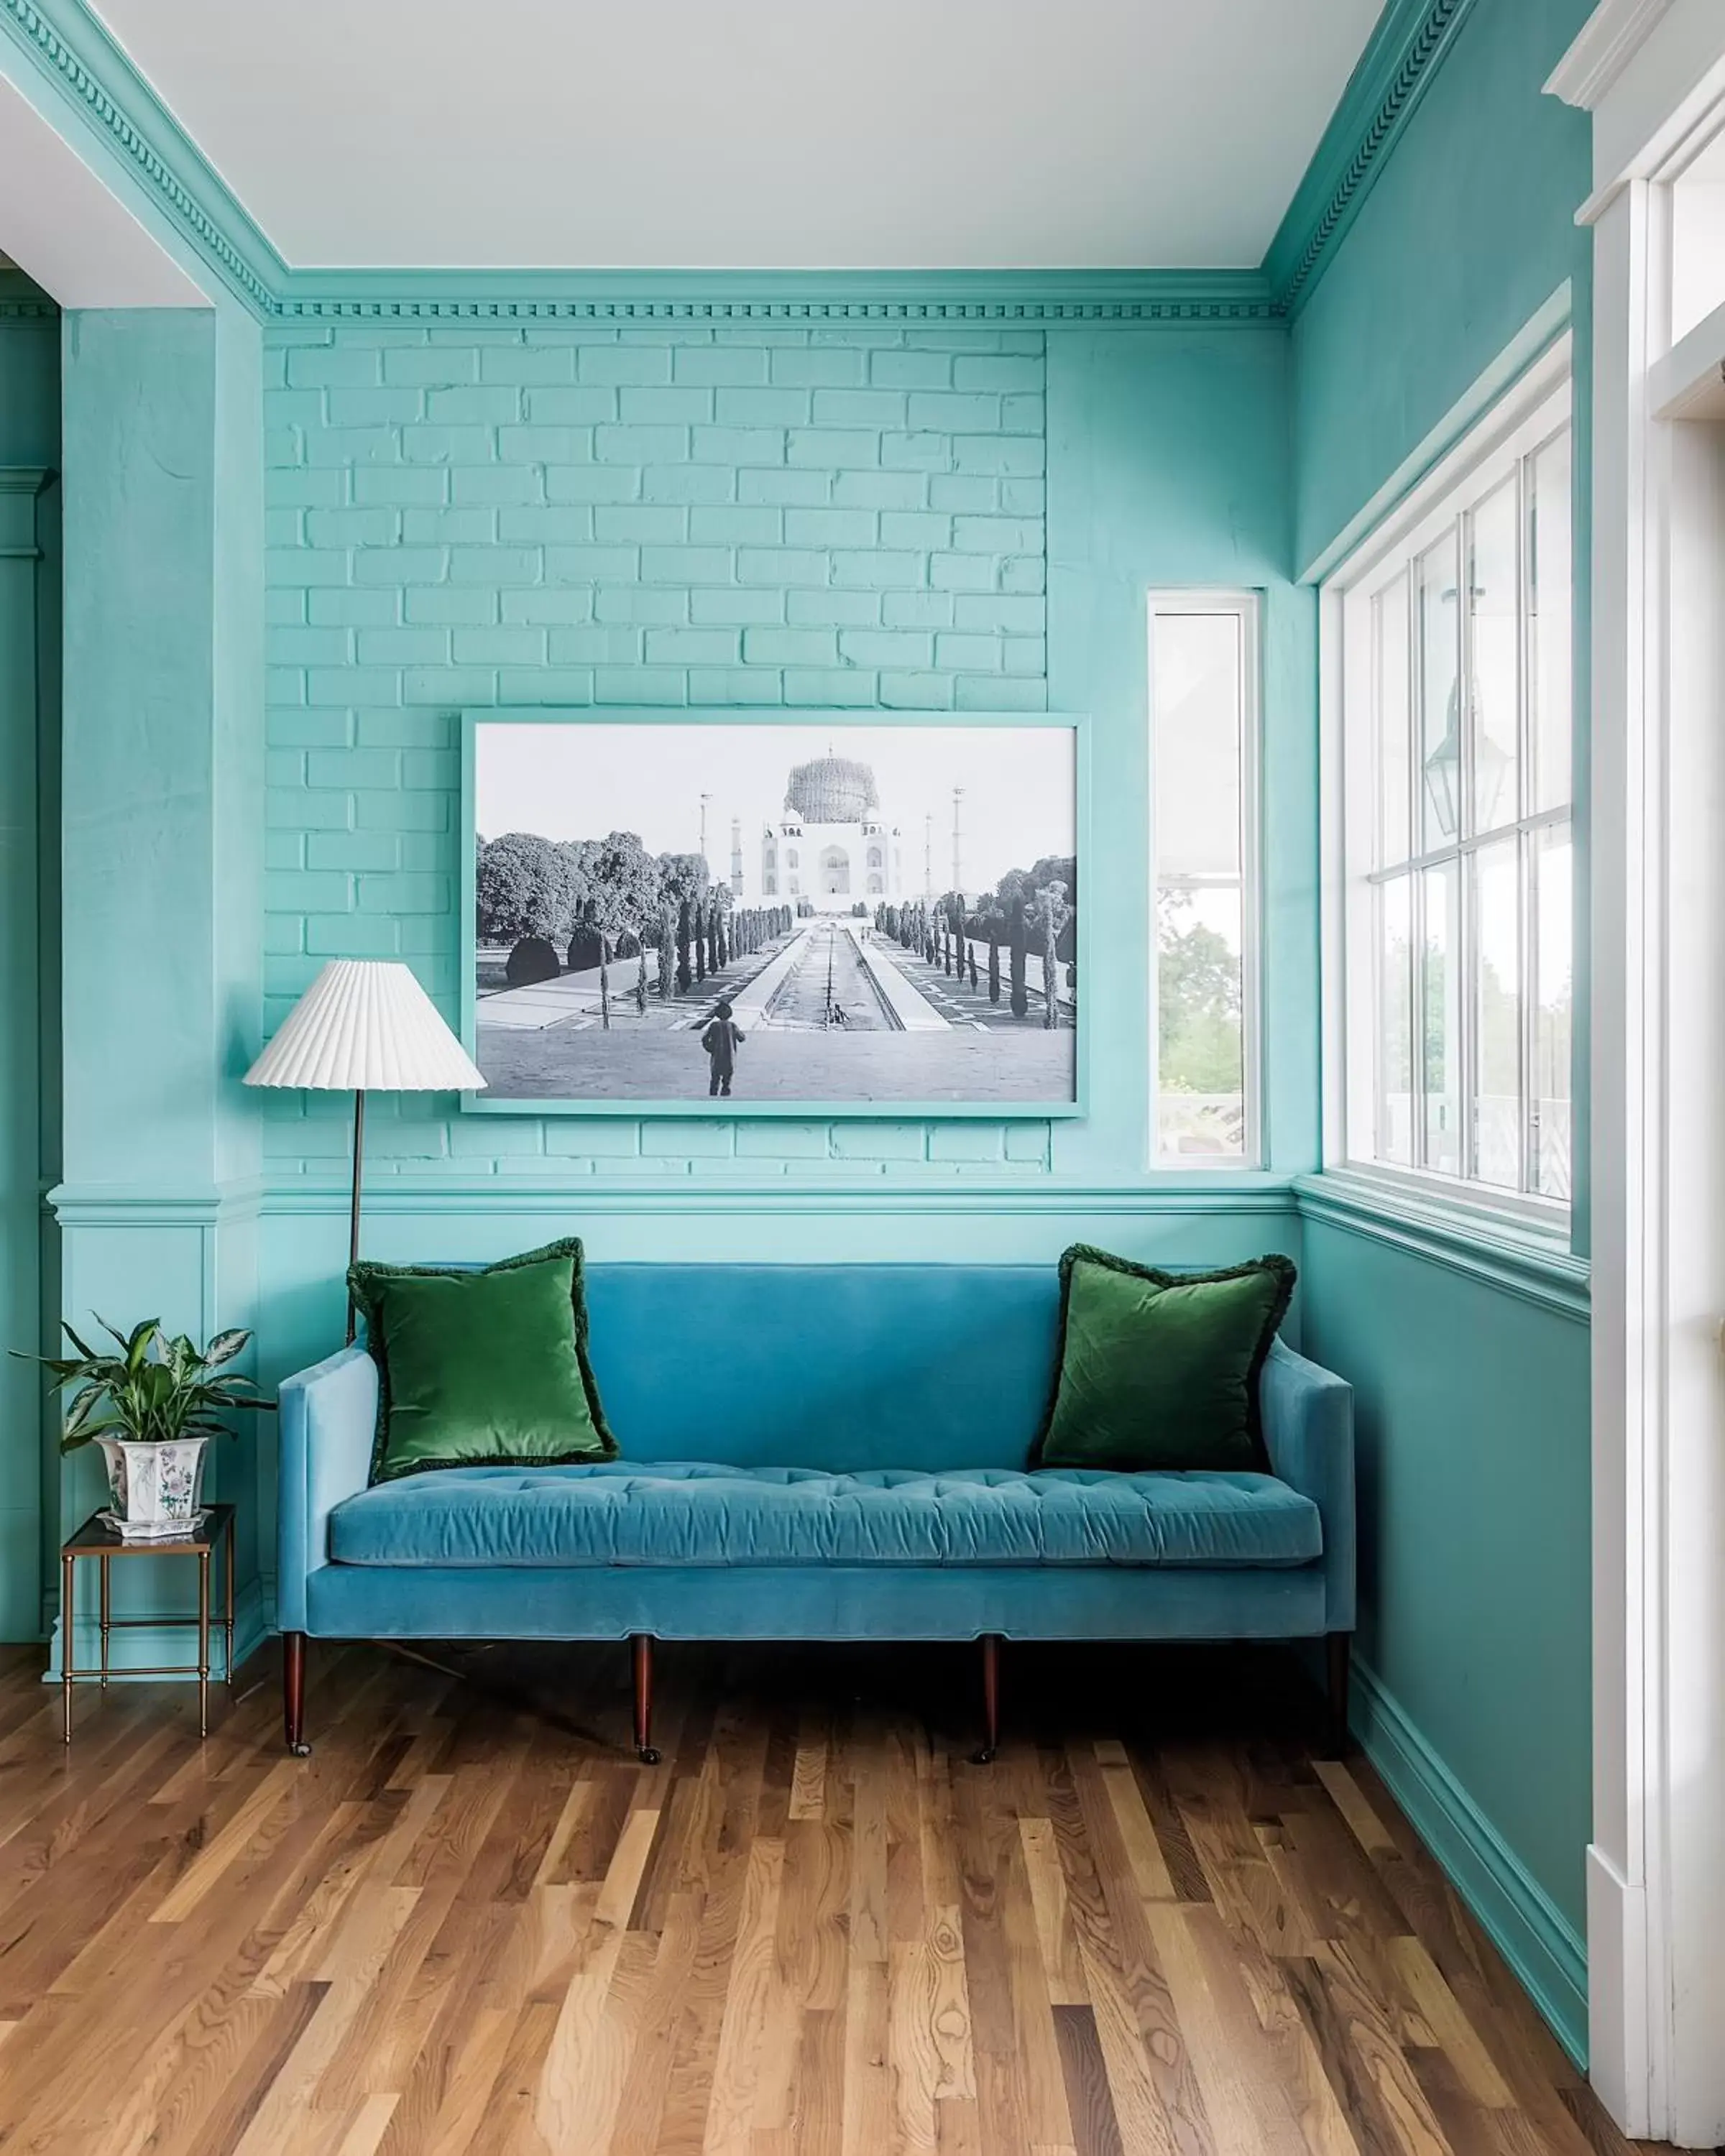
[1351,1657,1588,2068]
[43,1577,270,1687]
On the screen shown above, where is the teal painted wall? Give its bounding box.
[1291,0,1596,1989]
[1046,328,1317,1181]
[251,314,1313,1570]
[0,300,58,1641]
[260,320,1051,1184]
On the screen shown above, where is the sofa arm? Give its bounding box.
[1261,1337,1355,1631]
[276,1342,377,1631]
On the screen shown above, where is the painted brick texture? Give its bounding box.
[263,323,1049,1174]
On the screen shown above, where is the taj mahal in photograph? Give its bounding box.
[753,754,908,909]
[466,715,1080,1109]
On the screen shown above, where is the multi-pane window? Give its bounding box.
[1335,377,1573,1210]
[1150,593,1261,1166]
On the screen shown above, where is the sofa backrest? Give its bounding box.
[584,1263,1062,1472]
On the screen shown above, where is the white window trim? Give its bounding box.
[1148,589,1264,1171]
[1318,340,1575,1239]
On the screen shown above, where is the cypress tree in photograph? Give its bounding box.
[1010,894,1028,1018]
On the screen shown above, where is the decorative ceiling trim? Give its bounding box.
[1544,0,1673,110]
[1264,0,1481,319]
[0,0,1454,336]
[0,0,282,314]
[268,269,1282,326]
[0,5,1290,331]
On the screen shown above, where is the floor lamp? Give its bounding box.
[244,959,487,1341]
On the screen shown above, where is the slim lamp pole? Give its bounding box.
[345,1087,366,1345]
[244,963,488,1355]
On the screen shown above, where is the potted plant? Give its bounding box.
[15,1318,264,1541]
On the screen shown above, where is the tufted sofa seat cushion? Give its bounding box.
[326,1461,1322,1570]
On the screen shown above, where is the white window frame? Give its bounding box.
[1320,341,1574,1233]
[1148,589,1264,1171]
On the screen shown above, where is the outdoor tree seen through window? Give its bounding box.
[1151,602,1254,1163]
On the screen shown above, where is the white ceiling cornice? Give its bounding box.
[1545,0,1675,110]
[0,0,1443,331]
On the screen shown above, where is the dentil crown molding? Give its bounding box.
[2,0,1481,331]
[1264,0,1481,317]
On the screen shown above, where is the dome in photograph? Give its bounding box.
[786,755,879,824]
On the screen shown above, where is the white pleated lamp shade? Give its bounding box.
[244,960,487,1093]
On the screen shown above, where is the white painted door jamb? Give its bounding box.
[1552,3,1725,2142]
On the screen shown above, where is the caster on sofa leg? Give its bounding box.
[970,1634,1001,1764]
[284,1631,311,1756]
[632,1634,660,1764]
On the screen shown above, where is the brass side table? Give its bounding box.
[59,1503,236,1742]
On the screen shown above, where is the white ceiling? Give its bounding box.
[87,0,1382,272]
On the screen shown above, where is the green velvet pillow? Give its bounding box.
[1034,1246,1296,1473]
[349,1238,617,1483]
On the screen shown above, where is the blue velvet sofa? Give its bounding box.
[275,1262,1355,1760]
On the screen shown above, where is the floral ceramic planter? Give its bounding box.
[96,1437,209,1541]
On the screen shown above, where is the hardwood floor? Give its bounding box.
[0,1636,1657,2156]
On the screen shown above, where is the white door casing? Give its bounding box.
[1550,1,1725,2142]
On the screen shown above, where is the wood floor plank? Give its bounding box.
[0,1641,1664,2156]
[1019,1817,1089,2007]
[1052,2004,1126,2156]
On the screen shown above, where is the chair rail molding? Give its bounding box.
[1292,1175,1590,1325]
[57,1177,1301,1223]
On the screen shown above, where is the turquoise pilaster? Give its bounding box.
[53,305,267,1659]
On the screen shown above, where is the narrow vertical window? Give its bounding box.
[1150,594,1260,1165]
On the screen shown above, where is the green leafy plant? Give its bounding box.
[14,1318,267,1455]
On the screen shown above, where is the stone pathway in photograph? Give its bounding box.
[477,936,795,1035]
[476,951,659,1029]
[476,1018,1074,1104]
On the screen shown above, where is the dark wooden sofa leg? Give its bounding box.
[1325,1631,1351,1757]
[972,1634,1002,1764]
[632,1634,661,1764]
[284,1631,311,1756]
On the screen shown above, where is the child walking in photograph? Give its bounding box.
[701,1000,744,1097]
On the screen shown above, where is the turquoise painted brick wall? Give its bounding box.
[263,323,1048,1178]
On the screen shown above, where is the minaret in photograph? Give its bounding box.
[952,785,965,893]
[730,817,744,897]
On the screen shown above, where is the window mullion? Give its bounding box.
[1517,456,1537,1195]
[1410,870,1422,1171]
[1403,571,1425,1172]
[1522,827,1538,1195]
[1456,512,1479,1184]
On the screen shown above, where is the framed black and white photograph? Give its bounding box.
[461,709,1085,1115]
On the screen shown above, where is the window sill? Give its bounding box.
[1292,1170,1590,1322]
